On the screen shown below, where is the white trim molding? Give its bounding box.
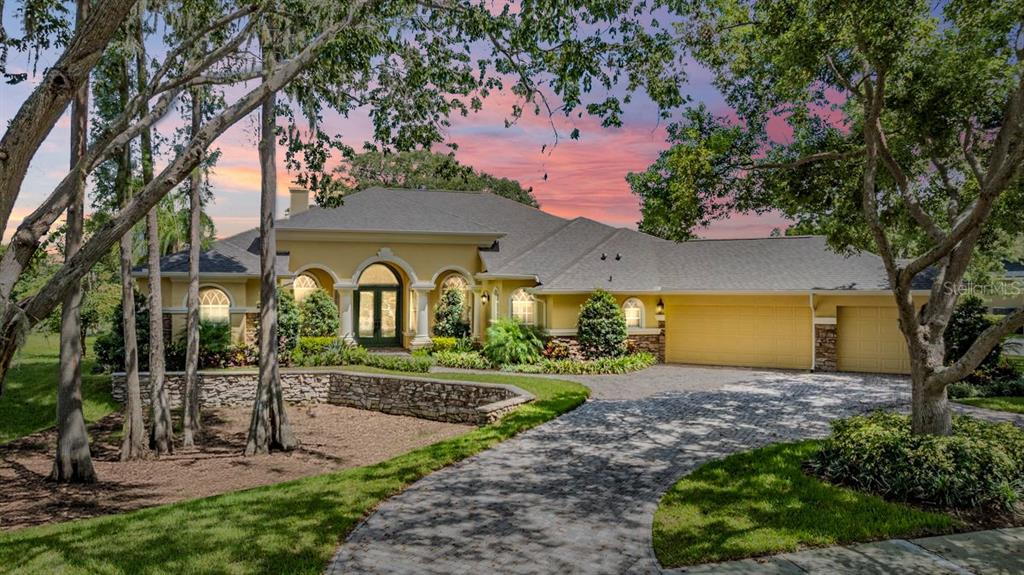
[813,317,838,325]
[543,327,661,337]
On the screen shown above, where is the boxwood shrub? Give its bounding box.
[290,341,434,373]
[503,352,656,375]
[807,411,1024,511]
[433,350,492,370]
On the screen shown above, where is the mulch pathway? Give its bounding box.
[0,404,472,531]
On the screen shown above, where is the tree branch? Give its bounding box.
[934,306,1024,386]
[746,149,862,170]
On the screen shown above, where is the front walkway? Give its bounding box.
[327,368,911,574]
[675,527,1024,574]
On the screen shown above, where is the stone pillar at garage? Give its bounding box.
[813,317,838,371]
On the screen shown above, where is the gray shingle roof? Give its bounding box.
[148,187,918,292]
[138,228,290,277]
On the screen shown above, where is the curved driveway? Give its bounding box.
[327,367,911,574]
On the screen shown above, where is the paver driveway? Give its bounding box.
[327,367,910,575]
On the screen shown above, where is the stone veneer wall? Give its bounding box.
[549,326,666,363]
[814,324,838,371]
[111,369,533,425]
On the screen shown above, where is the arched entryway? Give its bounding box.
[355,263,403,347]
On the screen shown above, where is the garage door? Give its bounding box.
[837,306,910,374]
[665,305,812,369]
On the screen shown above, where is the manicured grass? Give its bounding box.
[0,371,589,574]
[652,440,956,568]
[0,332,116,444]
[956,396,1024,414]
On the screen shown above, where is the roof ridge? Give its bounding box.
[383,187,503,234]
[542,226,625,287]
[487,217,586,274]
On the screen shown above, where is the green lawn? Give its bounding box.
[0,371,589,574]
[652,441,956,568]
[0,332,117,444]
[956,396,1024,414]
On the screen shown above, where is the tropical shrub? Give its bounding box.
[430,336,459,353]
[483,319,544,365]
[433,350,491,370]
[542,338,584,361]
[298,288,339,337]
[807,411,1024,511]
[945,296,1004,382]
[503,352,656,375]
[577,289,627,359]
[278,289,301,355]
[95,290,151,372]
[433,288,469,338]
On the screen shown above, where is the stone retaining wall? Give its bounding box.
[111,369,533,425]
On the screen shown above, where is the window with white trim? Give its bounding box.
[441,274,471,321]
[622,298,644,329]
[199,288,230,324]
[510,288,535,325]
[293,273,320,302]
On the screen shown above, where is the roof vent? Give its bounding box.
[600,253,607,260]
[615,253,621,261]
[608,275,613,282]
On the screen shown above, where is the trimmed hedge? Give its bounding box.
[577,289,628,358]
[807,411,1024,511]
[503,352,656,375]
[290,340,434,373]
[433,350,492,370]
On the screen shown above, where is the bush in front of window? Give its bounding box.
[577,289,628,359]
[483,318,544,366]
[94,290,151,373]
[433,288,470,338]
[298,288,339,338]
[277,289,301,356]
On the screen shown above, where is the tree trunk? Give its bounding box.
[118,215,147,460]
[182,88,204,448]
[116,51,147,462]
[909,359,953,436]
[138,19,173,455]
[51,0,95,483]
[245,24,297,455]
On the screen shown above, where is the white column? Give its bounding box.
[411,287,432,348]
[337,286,355,345]
[471,288,483,340]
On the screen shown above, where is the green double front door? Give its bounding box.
[355,286,401,347]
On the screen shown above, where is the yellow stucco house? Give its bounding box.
[137,186,931,374]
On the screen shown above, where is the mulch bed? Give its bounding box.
[0,404,472,531]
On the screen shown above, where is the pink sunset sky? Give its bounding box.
[1,12,794,242]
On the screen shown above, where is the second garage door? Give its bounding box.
[665,305,812,369]
[837,306,910,374]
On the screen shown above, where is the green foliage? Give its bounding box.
[94,291,150,372]
[163,322,252,371]
[290,341,434,373]
[298,289,339,338]
[432,289,469,338]
[340,149,538,207]
[0,371,588,573]
[577,290,627,359]
[503,352,656,375]
[296,336,338,357]
[429,336,458,353]
[482,319,544,366]
[433,350,492,370]
[808,412,1024,511]
[945,296,1004,377]
[542,338,584,360]
[278,289,301,355]
[956,396,1024,415]
[653,440,954,567]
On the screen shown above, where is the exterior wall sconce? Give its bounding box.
[656,298,664,314]
[481,292,489,305]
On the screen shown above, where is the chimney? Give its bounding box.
[289,187,309,216]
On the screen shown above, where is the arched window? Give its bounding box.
[199,287,230,323]
[359,263,399,285]
[622,298,644,329]
[510,288,535,325]
[441,274,471,321]
[293,273,320,302]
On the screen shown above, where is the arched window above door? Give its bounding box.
[359,263,399,286]
[293,273,320,302]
